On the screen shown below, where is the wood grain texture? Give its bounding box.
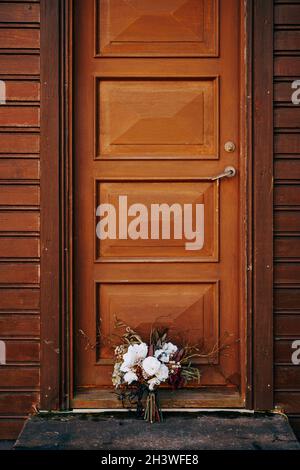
[0,366,39,388]
[0,28,40,49]
[274,287,300,312]
[5,340,40,363]
[0,237,39,258]
[273,0,300,430]
[0,0,41,438]
[0,159,39,180]
[40,0,60,410]
[0,315,40,336]
[0,3,40,23]
[252,0,274,410]
[0,106,40,127]
[275,339,299,363]
[97,0,219,57]
[0,418,26,439]
[0,211,39,232]
[275,4,300,25]
[4,80,40,102]
[0,54,39,75]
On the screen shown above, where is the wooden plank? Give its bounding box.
[0,211,39,232]
[0,159,39,179]
[275,57,300,77]
[0,185,39,206]
[274,108,300,129]
[4,80,40,102]
[72,388,243,410]
[0,106,39,127]
[275,262,300,284]
[275,30,300,51]
[274,81,294,103]
[0,288,39,311]
[0,315,39,335]
[0,54,39,75]
[0,392,38,414]
[0,263,39,284]
[40,0,60,410]
[275,4,300,25]
[275,184,300,206]
[0,366,39,388]
[0,3,40,23]
[275,339,298,363]
[0,237,39,258]
[275,392,300,413]
[0,133,39,153]
[275,314,300,336]
[0,28,40,49]
[275,133,300,154]
[275,237,300,258]
[274,287,300,311]
[275,160,300,180]
[5,340,39,362]
[274,210,300,232]
[275,366,300,389]
[0,418,25,439]
[253,0,274,410]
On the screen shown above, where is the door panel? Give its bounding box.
[97,0,218,56]
[97,78,218,158]
[73,0,244,405]
[96,181,218,260]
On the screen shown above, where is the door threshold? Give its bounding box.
[71,387,244,409]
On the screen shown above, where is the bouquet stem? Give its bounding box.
[144,391,163,423]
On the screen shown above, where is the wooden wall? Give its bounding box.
[0,0,300,441]
[273,0,300,439]
[0,1,40,438]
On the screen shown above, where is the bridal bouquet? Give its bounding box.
[112,320,202,423]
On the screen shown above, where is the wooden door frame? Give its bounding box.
[40,0,273,411]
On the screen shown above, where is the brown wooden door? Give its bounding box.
[73,0,246,408]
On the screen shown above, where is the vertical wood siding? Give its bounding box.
[0,1,40,439]
[273,0,300,440]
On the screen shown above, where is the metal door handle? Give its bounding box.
[211,166,236,181]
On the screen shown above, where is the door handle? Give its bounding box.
[211,166,236,181]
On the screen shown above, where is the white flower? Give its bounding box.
[148,377,160,391]
[155,342,178,363]
[156,363,169,382]
[164,342,178,356]
[123,371,138,384]
[120,343,148,372]
[142,356,161,376]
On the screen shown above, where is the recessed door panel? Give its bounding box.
[97,0,219,56]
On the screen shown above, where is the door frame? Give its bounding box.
[40,0,274,411]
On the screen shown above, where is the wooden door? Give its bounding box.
[73,0,246,408]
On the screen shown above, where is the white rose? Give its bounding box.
[123,371,138,384]
[142,356,161,376]
[148,377,160,391]
[156,363,169,382]
[121,342,148,371]
[155,342,178,363]
[163,342,178,356]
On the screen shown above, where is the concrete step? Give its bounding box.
[14,411,300,451]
